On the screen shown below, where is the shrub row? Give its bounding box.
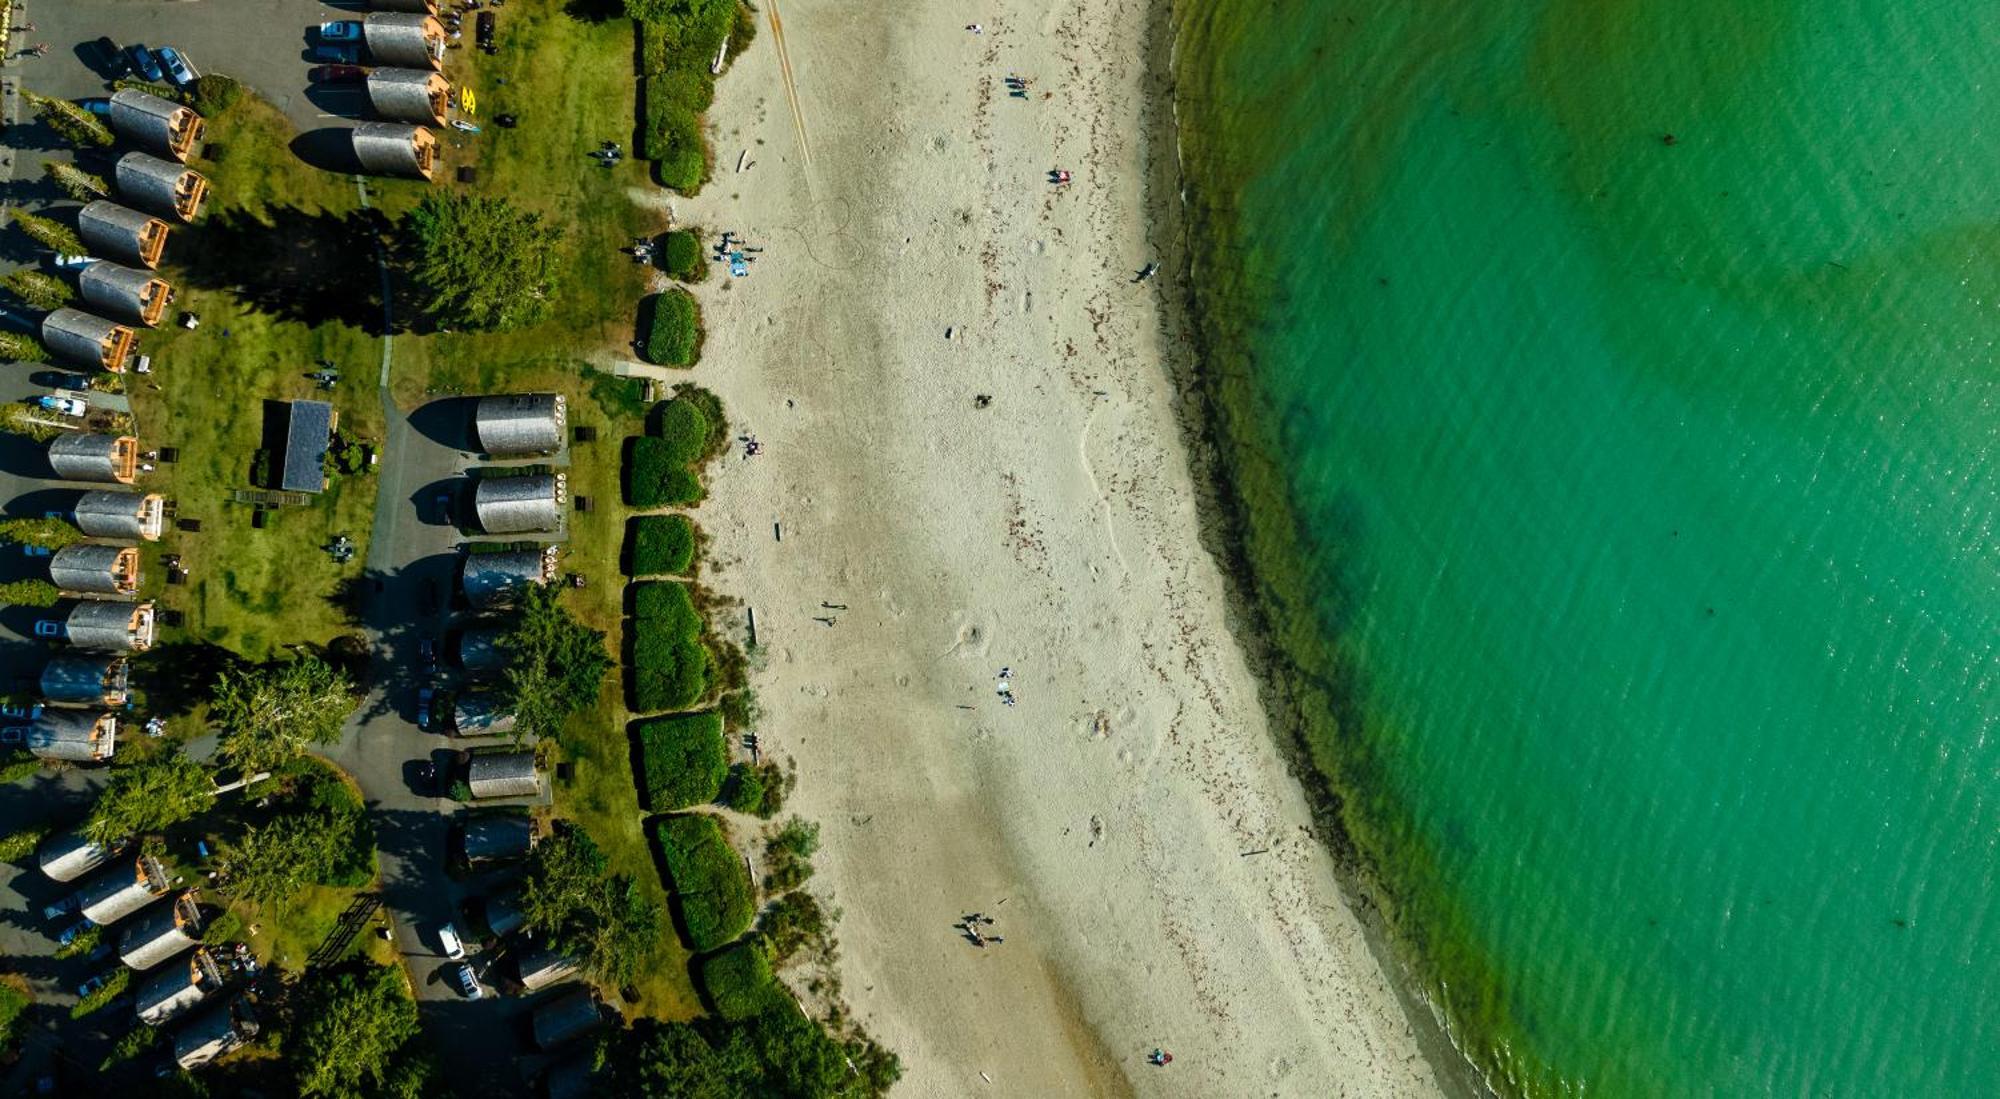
[630,581,711,713]
[630,514,697,575]
[637,3,739,194]
[662,230,706,282]
[640,288,702,367]
[635,711,726,810]
[700,939,778,1021]
[653,813,754,952]
[625,396,710,508]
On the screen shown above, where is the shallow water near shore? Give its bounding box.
[1172,1,2000,1093]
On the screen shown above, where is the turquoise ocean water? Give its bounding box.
[1171,2,2000,1094]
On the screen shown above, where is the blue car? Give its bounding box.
[125,44,164,83]
[320,20,363,42]
[311,44,360,65]
[154,46,197,85]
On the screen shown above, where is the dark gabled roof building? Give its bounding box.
[42,307,138,372]
[40,653,130,706]
[63,598,156,652]
[531,988,606,1051]
[351,121,439,180]
[460,547,555,609]
[363,12,447,68]
[78,201,171,268]
[466,751,541,799]
[136,947,224,1026]
[49,543,141,595]
[38,829,119,883]
[461,815,535,865]
[473,474,565,534]
[114,152,209,223]
[75,852,168,926]
[107,90,204,161]
[25,709,116,763]
[48,433,139,484]
[79,262,173,328]
[74,491,166,541]
[281,400,335,493]
[173,996,259,1071]
[366,68,451,126]
[119,891,203,970]
[474,394,566,456]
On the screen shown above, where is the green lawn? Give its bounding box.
[123,7,698,1018]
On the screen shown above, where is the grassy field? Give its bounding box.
[115,6,697,1018]
[126,93,383,663]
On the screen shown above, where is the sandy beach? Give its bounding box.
[664,1,1447,1093]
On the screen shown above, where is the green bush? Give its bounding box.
[721,763,764,814]
[188,74,243,115]
[670,384,729,461]
[635,711,727,810]
[700,940,777,1021]
[653,813,754,952]
[630,514,697,575]
[632,628,711,713]
[0,580,59,607]
[634,580,700,630]
[655,66,715,114]
[758,890,830,965]
[71,967,130,1019]
[640,289,702,367]
[662,467,706,507]
[0,825,46,863]
[627,436,679,508]
[0,980,26,1059]
[662,230,705,282]
[653,398,708,463]
[54,923,102,961]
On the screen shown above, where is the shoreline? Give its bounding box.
[1140,5,1491,1097]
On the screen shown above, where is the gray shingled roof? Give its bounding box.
[474,393,566,456]
[366,67,450,125]
[64,598,154,652]
[73,491,161,540]
[473,474,563,534]
[40,653,128,705]
[79,262,172,327]
[460,547,553,609]
[462,815,535,864]
[42,308,134,371]
[75,853,167,927]
[481,883,526,937]
[114,152,207,223]
[172,996,258,1071]
[281,400,333,493]
[456,626,505,672]
[466,752,540,799]
[49,543,137,595]
[107,90,203,162]
[351,121,437,178]
[119,891,202,970]
[364,12,446,68]
[37,829,115,883]
[78,201,169,269]
[26,709,114,762]
[136,947,223,1026]
[453,692,518,737]
[370,0,439,12]
[531,988,605,1051]
[514,942,580,993]
[48,433,132,483]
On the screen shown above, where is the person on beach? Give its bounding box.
[1147,1049,1173,1067]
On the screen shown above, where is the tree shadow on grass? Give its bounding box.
[129,641,242,719]
[177,205,392,333]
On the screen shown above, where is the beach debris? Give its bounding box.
[973,394,992,409]
[945,325,956,340]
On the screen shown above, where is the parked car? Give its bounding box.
[438,922,465,960]
[39,395,86,417]
[477,11,496,50]
[42,896,76,921]
[93,37,129,77]
[416,687,434,730]
[308,64,367,84]
[57,921,90,947]
[125,44,164,83]
[320,20,363,42]
[75,973,113,999]
[311,44,360,65]
[448,961,482,999]
[77,98,111,117]
[33,620,62,638]
[419,638,437,669]
[21,544,52,558]
[154,46,197,85]
[0,702,40,720]
[0,727,24,747]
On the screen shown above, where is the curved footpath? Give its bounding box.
[677,1,1446,1094]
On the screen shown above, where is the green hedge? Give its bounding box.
[642,87,706,194]
[634,580,699,629]
[630,514,697,575]
[640,289,702,367]
[189,73,243,115]
[662,230,705,282]
[653,814,754,952]
[635,711,727,810]
[632,625,711,713]
[628,436,679,508]
[653,398,708,463]
[700,940,777,1021]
